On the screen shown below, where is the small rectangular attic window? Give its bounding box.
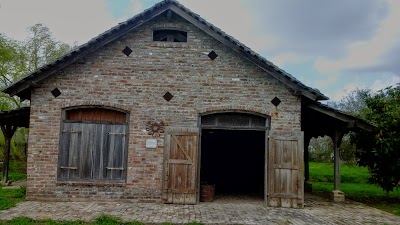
[153,29,187,42]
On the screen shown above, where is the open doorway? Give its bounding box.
[200,129,265,198]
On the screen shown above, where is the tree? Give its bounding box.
[352,86,400,192]
[309,136,333,163]
[336,88,371,118]
[328,88,371,165]
[0,24,73,165]
[0,34,26,88]
[23,23,73,72]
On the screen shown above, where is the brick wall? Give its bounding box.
[26,15,301,202]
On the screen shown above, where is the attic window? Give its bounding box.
[153,29,187,42]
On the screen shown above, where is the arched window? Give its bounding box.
[153,29,187,42]
[58,107,129,182]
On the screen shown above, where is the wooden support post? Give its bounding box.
[333,132,340,191]
[1,125,17,185]
[332,131,345,202]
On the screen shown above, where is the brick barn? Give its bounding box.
[2,0,373,208]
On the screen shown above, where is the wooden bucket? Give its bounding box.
[200,184,215,202]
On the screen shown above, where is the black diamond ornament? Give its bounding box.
[51,88,62,98]
[208,50,218,60]
[163,92,174,101]
[271,97,281,106]
[122,46,133,56]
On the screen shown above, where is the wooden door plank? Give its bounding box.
[163,127,199,204]
[268,131,304,208]
[171,135,193,162]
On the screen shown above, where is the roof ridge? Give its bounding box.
[3,0,328,101]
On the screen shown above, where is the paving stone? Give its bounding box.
[0,194,399,224]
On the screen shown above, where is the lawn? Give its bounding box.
[0,160,27,211]
[309,162,400,216]
[0,161,27,183]
[0,215,205,225]
[0,187,26,210]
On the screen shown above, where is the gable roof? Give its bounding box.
[3,0,328,101]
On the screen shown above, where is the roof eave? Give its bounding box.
[307,103,375,132]
[3,0,328,102]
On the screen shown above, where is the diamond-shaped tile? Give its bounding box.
[163,92,174,102]
[271,97,281,106]
[122,46,132,56]
[208,50,218,60]
[51,88,61,98]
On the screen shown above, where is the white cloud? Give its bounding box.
[0,0,120,45]
[370,75,400,91]
[271,53,305,67]
[330,83,360,102]
[315,0,400,74]
[315,75,339,90]
[179,0,273,52]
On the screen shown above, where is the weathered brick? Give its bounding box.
[26,15,301,202]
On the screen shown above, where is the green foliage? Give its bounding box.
[309,136,333,163]
[0,161,27,182]
[0,34,26,88]
[334,88,371,117]
[0,215,206,225]
[0,128,29,162]
[4,217,35,225]
[352,86,400,192]
[94,215,123,225]
[23,24,74,72]
[309,135,358,165]
[94,215,143,225]
[338,134,357,165]
[0,187,26,210]
[0,217,87,225]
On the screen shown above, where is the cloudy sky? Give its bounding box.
[0,0,399,101]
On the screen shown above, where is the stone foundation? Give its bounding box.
[332,190,345,202]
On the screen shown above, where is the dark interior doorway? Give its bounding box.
[200,129,265,196]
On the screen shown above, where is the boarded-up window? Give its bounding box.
[66,108,126,124]
[58,107,128,182]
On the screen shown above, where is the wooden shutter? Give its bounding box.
[59,123,127,181]
[90,124,128,180]
[162,127,199,204]
[105,124,127,180]
[268,131,304,208]
[59,123,82,179]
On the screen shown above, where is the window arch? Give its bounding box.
[65,107,127,124]
[201,112,270,130]
[58,107,129,182]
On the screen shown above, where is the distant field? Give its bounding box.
[309,162,400,216]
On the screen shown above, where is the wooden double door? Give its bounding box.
[162,126,304,208]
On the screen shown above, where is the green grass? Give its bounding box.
[0,215,205,225]
[309,162,370,183]
[0,187,26,210]
[310,162,400,216]
[0,161,27,183]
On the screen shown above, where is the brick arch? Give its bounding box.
[198,106,272,118]
[61,101,131,113]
